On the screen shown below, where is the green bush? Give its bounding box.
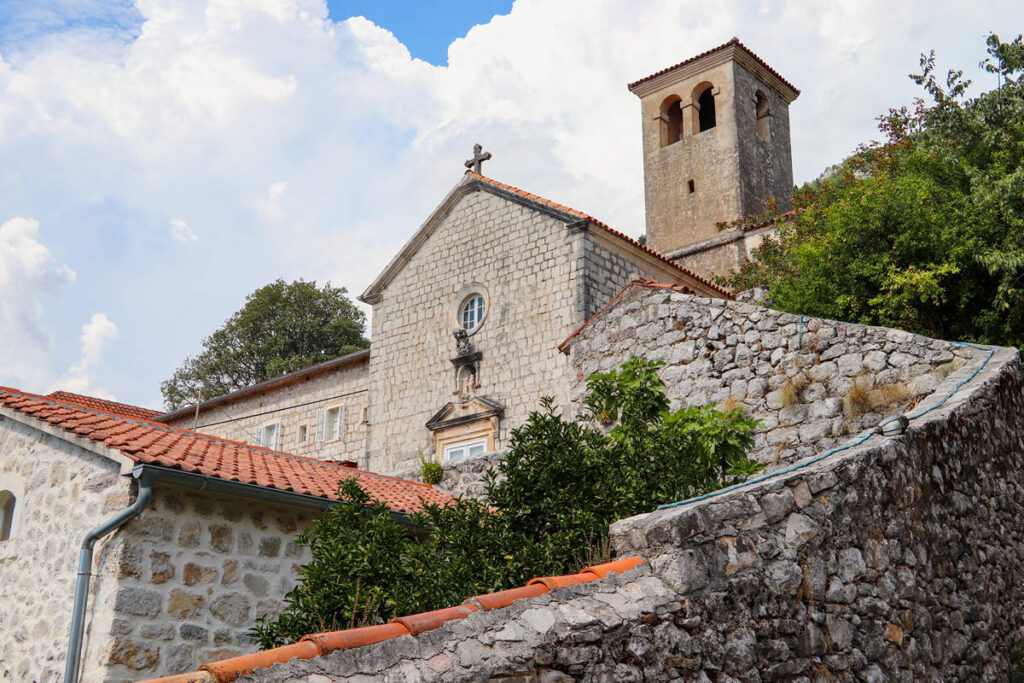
[419,458,443,485]
[251,357,762,647]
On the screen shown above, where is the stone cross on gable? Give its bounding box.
[464,143,492,174]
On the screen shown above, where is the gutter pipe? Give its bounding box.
[64,468,155,683]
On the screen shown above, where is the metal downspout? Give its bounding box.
[63,470,155,683]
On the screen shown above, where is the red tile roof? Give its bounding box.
[627,37,800,96]
[47,391,164,421]
[559,278,698,353]
[467,173,733,299]
[0,387,452,515]
[136,557,645,683]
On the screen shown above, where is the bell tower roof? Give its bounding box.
[628,37,799,103]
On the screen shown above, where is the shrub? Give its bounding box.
[419,457,443,485]
[251,357,762,647]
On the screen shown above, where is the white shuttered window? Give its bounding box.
[315,406,344,443]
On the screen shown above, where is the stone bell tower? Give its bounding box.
[628,38,799,273]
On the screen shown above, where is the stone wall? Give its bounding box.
[237,331,1024,682]
[164,359,369,467]
[394,449,509,500]
[100,487,315,681]
[564,285,979,468]
[0,415,130,683]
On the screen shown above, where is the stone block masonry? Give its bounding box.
[101,488,315,680]
[565,285,979,468]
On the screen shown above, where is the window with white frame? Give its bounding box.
[459,294,485,331]
[443,438,487,462]
[316,405,344,443]
[254,422,281,450]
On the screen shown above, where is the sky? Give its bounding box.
[0,0,1020,410]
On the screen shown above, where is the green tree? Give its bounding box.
[726,34,1024,348]
[252,357,761,648]
[161,279,368,410]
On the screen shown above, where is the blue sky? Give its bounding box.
[0,0,1020,409]
[325,1,514,65]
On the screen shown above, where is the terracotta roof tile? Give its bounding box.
[47,390,164,421]
[627,36,800,96]
[466,172,733,299]
[135,557,645,683]
[0,387,453,515]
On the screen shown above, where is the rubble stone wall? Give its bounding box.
[566,285,980,468]
[239,335,1024,682]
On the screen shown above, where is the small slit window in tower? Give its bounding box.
[687,179,695,194]
[696,86,716,132]
[755,90,770,140]
[660,95,683,146]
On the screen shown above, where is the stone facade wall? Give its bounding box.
[733,61,794,218]
[0,415,130,683]
[669,225,774,279]
[238,337,1024,682]
[565,286,978,468]
[366,190,583,475]
[99,487,315,681]
[165,360,369,466]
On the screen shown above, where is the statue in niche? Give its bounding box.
[451,328,481,399]
[453,328,474,357]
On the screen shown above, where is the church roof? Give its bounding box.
[134,556,645,683]
[627,37,800,102]
[47,390,163,421]
[359,172,731,304]
[0,386,451,515]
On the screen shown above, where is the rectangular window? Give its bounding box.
[443,439,487,462]
[254,422,281,450]
[298,425,307,443]
[315,406,345,443]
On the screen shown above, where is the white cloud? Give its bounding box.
[0,0,1019,405]
[256,181,288,222]
[0,217,76,389]
[52,313,120,399]
[170,218,198,244]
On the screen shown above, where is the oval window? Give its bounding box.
[460,294,485,331]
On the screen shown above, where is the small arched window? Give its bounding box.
[755,90,770,140]
[696,86,716,132]
[0,491,15,541]
[660,95,683,146]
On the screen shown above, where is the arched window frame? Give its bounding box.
[691,82,717,134]
[659,95,683,147]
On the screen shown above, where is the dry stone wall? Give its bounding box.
[238,333,1024,682]
[565,285,979,468]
